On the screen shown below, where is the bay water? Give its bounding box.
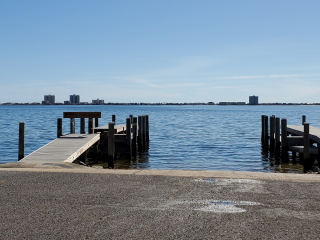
[1,105,320,173]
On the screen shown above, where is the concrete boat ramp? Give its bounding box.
[20,134,100,163]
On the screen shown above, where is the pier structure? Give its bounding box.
[18,112,149,168]
[261,115,320,173]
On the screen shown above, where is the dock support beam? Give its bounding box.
[18,122,25,161]
[275,117,281,155]
[263,115,268,147]
[126,117,132,156]
[270,115,275,152]
[88,118,94,134]
[70,118,75,134]
[146,115,149,147]
[108,122,115,168]
[80,118,85,134]
[281,118,288,159]
[303,122,311,173]
[302,115,306,125]
[132,117,137,156]
[57,118,63,138]
[112,115,116,124]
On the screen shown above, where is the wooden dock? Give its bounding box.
[261,115,320,172]
[20,134,100,163]
[18,112,149,168]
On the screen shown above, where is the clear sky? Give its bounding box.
[1,0,320,103]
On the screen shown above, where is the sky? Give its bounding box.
[1,0,320,104]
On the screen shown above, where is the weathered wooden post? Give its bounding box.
[108,122,115,168]
[302,115,306,125]
[88,118,94,134]
[270,115,276,152]
[95,118,99,128]
[275,117,281,155]
[80,118,85,134]
[126,117,132,155]
[281,118,288,159]
[261,115,265,145]
[112,115,116,124]
[146,115,149,146]
[70,118,75,134]
[142,115,147,150]
[132,116,137,156]
[130,115,133,121]
[138,116,142,151]
[263,115,268,147]
[303,122,310,173]
[57,118,63,138]
[18,122,25,161]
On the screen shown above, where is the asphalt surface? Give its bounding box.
[1,166,320,239]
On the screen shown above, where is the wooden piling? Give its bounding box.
[108,122,115,168]
[132,117,137,155]
[263,115,268,147]
[126,118,132,155]
[302,115,306,125]
[112,115,116,124]
[261,115,265,144]
[270,116,275,151]
[88,118,94,134]
[95,118,99,128]
[18,122,25,161]
[275,117,280,155]
[303,122,310,173]
[70,118,75,134]
[57,118,63,138]
[138,116,142,150]
[142,116,147,149]
[146,115,149,145]
[80,118,85,134]
[281,118,288,157]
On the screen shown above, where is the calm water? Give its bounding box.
[1,105,320,173]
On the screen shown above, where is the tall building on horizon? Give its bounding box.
[249,95,259,105]
[43,95,55,104]
[70,94,80,104]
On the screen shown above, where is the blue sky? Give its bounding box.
[1,0,320,103]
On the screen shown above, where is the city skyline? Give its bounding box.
[1,1,320,103]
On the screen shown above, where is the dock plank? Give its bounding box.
[20,134,100,163]
[287,125,320,142]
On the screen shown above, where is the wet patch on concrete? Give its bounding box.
[160,199,261,213]
[194,178,269,193]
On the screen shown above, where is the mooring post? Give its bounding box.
[108,122,115,168]
[70,118,75,134]
[126,117,132,155]
[129,115,133,122]
[263,115,268,147]
[112,115,116,124]
[142,115,147,149]
[57,118,63,138]
[281,118,288,159]
[95,118,99,128]
[303,122,310,173]
[146,115,149,146]
[132,116,138,156]
[138,116,142,151]
[261,115,265,145]
[18,122,25,161]
[275,117,281,155]
[80,118,85,134]
[302,115,306,125]
[88,118,94,134]
[270,115,276,152]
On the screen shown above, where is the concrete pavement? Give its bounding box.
[0,164,320,239]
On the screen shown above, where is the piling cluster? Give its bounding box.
[261,115,319,173]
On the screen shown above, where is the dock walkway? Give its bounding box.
[20,134,100,163]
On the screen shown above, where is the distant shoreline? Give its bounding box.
[1,102,320,106]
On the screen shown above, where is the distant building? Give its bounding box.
[70,94,80,104]
[43,95,55,104]
[92,99,104,105]
[249,95,259,105]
